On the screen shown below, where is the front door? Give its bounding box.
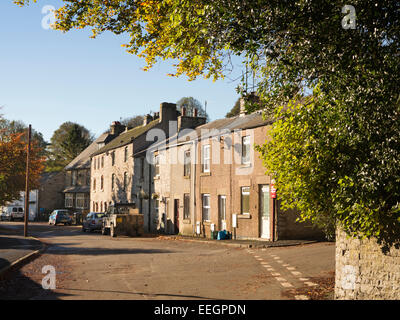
[218,195,227,230]
[260,185,270,239]
[174,199,180,234]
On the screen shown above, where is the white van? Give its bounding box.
[0,206,24,221]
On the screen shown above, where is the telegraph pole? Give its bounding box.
[24,125,31,238]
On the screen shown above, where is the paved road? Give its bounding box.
[0,222,335,300]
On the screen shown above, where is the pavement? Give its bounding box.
[158,234,320,248]
[0,224,44,276]
[0,221,335,300]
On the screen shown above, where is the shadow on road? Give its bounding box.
[57,287,218,300]
[45,244,174,256]
[0,257,70,300]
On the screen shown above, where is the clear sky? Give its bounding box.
[0,1,244,142]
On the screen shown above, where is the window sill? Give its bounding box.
[153,175,160,180]
[202,220,211,225]
[183,175,191,179]
[183,219,191,224]
[238,214,251,219]
[200,172,211,177]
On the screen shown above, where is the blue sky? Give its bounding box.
[0,1,244,142]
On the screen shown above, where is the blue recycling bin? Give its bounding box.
[217,230,227,240]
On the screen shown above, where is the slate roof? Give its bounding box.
[91,119,160,157]
[62,186,91,194]
[64,133,111,170]
[146,110,272,153]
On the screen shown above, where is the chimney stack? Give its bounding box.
[143,114,153,126]
[110,121,125,135]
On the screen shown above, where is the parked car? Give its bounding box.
[48,210,72,226]
[1,206,24,221]
[82,212,105,232]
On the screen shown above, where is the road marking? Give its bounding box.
[273,256,280,260]
[275,277,287,282]
[299,278,310,281]
[291,271,302,276]
[266,268,275,271]
[280,282,294,288]
[271,272,281,276]
[295,295,310,300]
[276,260,284,263]
[305,281,318,287]
[287,267,296,270]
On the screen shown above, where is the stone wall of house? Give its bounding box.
[38,171,65,219]
[335,228,400,299]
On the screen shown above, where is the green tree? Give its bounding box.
[47,122,94,171]
[120,115,144,129]
[225,98,241,118]
[176,97,209,121]
[15,1,400,244]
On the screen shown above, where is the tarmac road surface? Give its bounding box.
[0,221,335,300]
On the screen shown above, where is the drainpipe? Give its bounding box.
[148,158,151,233]
[192,139,198,236]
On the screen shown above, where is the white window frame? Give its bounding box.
[202,194,211,221]
[202,145,210,173]
[76,193,88,209]
[242,136,251,165]
[241,187,250,215]
[65,193,74,208]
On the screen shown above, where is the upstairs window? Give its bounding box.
[184,151,191,177]
[154,155,160,176]
[124,147,128,162]
[202,145,210,173]
[242,136,251,165]
[111,152,115,166]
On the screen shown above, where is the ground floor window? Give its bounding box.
[202,194,210,221]
[183,194,190,219]
[65,193,74,208]
[76,193,89,209]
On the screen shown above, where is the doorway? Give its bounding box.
[259,185,270,239]
[174,199,180,234]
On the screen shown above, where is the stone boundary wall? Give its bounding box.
[335,228,400,299]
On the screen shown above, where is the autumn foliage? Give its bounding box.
[0,131,45,206]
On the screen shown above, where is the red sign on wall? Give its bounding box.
[271,184,277,198]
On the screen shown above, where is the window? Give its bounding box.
[76,193,88,209]
[65,193,74,208]
[85,170,90,186]
[184,151,191,177]
[202,145,210,173]
[123,172,128,191]
[72,171,77,186]
[111,174,115,191]
[154,155,160,176]
[140,157,145,179]
[184,194,190,219]
[101,156,104,168]
[242,136,251,165]
[241,187,250,215]
[124,147,128,162]
[111,152,115,166]
[218,195,226,221]
[101,176,104,190]
[93,178,96,191]
[202,194,211,221]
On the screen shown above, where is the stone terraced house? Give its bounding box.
[148,101,325,240]
[89,102,206,232]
